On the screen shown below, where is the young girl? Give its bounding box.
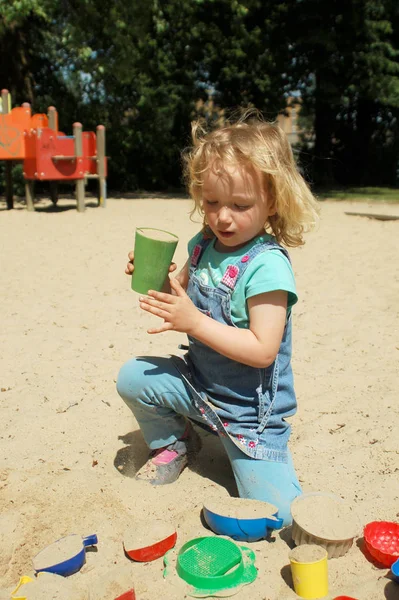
[117,114,319,525]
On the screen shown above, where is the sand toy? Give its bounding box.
[363,521,399,567]
[131,227,179,294]
[123,519,177,562]
[391,557,399,582]
[203,497,283,542]
[11,572,89,599]
[175,536,257,597]
[33,533,98,576]
[114,590,136,600]
[291,492,360,558]
[289,544,328,599]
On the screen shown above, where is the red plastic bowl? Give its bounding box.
[363,521,399,567]
[333,597,358,599]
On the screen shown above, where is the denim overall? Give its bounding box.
[173,234,297,463]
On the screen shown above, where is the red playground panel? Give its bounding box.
[24,128,107,181]
[0,106,48,160]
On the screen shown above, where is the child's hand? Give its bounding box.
[139,277,202,335]
[125,251,136,275]
[125,251,177,275]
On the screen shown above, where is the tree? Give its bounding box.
[53,0,293,189]
[0,1,56,103]
[289,0,399,185]
[4,0,398,190]
[190,0,291,117]
[50,0,200,189]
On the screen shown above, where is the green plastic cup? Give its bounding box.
[131,227,179,294]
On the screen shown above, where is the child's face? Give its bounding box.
[202,161,275,252]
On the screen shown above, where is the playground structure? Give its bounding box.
[0,89,107,212]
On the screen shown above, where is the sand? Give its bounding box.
[289,544,326,563]
[123,519,176,550]
[17,572,88,599]
[203,497,278,520]
[0,194,398,600]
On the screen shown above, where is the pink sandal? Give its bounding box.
[135,422,202,485]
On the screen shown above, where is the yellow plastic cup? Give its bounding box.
[289,544,328,599]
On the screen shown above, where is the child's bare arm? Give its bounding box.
[139,278,287,368]
[189,291,287,368]
[160,259,189,293]
[171,260,189,291]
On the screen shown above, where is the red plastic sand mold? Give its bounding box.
[363,521,399,567]
[114,590,136,600]
[123,520,177,562]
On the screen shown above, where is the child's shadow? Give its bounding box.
[114,427,237,495]
[114,430,149,477]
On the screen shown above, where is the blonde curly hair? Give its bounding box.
[183,113,319,247]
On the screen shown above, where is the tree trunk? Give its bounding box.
[0,26,35,104]
[352,98,374,185]
[313,71,336,186]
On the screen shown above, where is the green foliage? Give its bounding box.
[288,0,399,185]
[49,0,292,189]
[11,163,25,197]
[316,186,399,202]
[0,0,49,33]
[1,0,399,191]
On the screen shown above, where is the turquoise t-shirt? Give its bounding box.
[188,232,298,329]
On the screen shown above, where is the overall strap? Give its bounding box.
[189,234,213,276]
[217,241,290,295]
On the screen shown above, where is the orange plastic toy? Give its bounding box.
[1,88,107,211]
[0,102,48,161]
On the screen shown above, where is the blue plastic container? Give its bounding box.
[203,502,283,542]
[391,557,399,583]
[33,534,98,576]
